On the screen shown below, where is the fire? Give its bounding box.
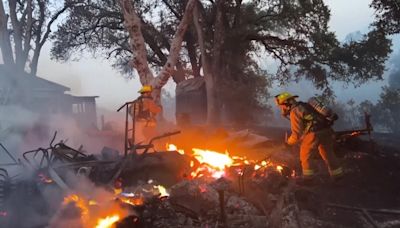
[62,194,89,217]
[89,200,98,206]
[96,215,120,228]
[119,196,144,206]
[189,149,233,179]
[167,143,185,155]
[192,148,233,170]
[166,143,288,179]
[61,193,125,228]
[38,173,53,184]
[154,185,169,197]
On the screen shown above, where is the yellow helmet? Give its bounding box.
[275,92,298,105]
[138,85,152,93]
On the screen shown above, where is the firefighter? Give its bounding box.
[131,85,162,143]
[275,92,343,185]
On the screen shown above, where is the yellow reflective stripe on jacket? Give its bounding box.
[303,114,314,133]
[330,167,343,176]
[303,169,315,176]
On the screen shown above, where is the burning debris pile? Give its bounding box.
[1,130,400,228]
[0,131,296,228]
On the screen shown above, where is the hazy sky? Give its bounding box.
[32,0,391,112]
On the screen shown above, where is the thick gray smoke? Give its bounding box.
[388,50,400,89]
[0,105,124,159]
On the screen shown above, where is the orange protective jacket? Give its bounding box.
[131,96,162,124]
[287,103,314,145]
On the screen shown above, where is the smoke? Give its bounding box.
[388,50,400,89]
[0,105,125,159]
[48,173,132,228]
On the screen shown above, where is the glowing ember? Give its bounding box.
[166,144,185,155]
[211,170,225,179]
[62,194,89,217]
[261,161,267,166]
[89,200,98,206]
[96,215,120,228]
[165,144,291,180]
[38,173,53,184]
[119,196,144,206]
[154,185,169,197]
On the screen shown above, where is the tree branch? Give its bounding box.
[8,0,24,69]
[0,2,14,66]
[22,0,33,67]
[153,0,196,89]
[161,0,182,20]
[118,0,155,85]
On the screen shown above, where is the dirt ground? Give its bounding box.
[256,126,400,227]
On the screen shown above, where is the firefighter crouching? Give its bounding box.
[275,92,344,185]
[130,85,162,143]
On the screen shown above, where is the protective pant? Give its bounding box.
[300,128,343,178]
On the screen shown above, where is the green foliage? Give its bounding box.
[220,62,273,124]
[336,87,400,133]
[372,86,400,133]
[371,0,400,35]
[388,51,400,89]
[51,0,393,124]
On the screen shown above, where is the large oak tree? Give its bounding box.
[0,0,72,75]
[51,0,392,124]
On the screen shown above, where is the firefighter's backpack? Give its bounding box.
[307,97,338,125]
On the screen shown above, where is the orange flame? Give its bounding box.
[166,144,288,179]
[96,215,120,228]
[154,185,169,197]
[119,197,144,206]
[38,173,53,184]
[61,193,125,228]
[166,144,185,155]
[62,194,89,218]
[192,148,233,170]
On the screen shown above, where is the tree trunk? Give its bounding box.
[29,2,71,76]
[8,0,25,71]
[152,0,196,90]
[21,0,33,69]
[193,2,219,125]
[30,48,41,76]
[119,0,196,104]
[118,0,155,85]
[210,0,227,124]
[0,0,14,67]
[186,33,201,78]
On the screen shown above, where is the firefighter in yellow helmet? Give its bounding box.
[275,92,343,185]
[131,85,162,143]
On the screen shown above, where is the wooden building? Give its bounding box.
[0,65,98,129]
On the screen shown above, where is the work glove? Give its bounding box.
[286,135,298,146]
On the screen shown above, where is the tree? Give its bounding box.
[117,0,196,104]
[372,87,400,133]
[0,0,71,75]
[51,0,392,124]
[346,87,400,134]
[371,0,400,35]
[388,51,400,89]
